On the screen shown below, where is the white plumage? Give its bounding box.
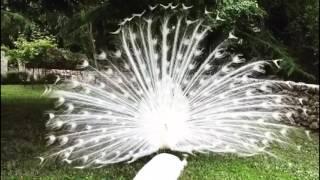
[133,153,187,180]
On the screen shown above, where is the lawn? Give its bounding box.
[1,85,319,180]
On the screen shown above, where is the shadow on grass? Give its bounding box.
[1,99,51,162]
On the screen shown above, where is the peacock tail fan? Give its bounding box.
[40,4,319,168]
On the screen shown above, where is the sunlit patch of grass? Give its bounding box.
[1,85,319,179]
[1,85,49,104]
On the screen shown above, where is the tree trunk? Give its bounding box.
[88,23,99,70]
[32,67,35,89]
[1,51,8,77]
[17,59,24,72]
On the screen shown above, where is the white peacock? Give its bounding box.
[41,4,319,170]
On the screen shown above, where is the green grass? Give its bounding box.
[1,85,319,180]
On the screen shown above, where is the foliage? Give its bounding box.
[217,0,266,24]
[5,33,57,66]
[1,72,29,84]
[41,73,59,84]
[1,0,318,81]
[57,1,111,68]
[203,0,318,82]
[287,0,319,52]
[45,48,88,69]
[258,0,319,82]
[239,30,316,81]
[3,27,88,70]
[1,10,34,47]
[284,0,319,80]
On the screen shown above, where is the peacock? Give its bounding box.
[41,4,319,174]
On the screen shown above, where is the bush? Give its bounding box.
[40,73,58,84]
[1,72,29,84]
[4,33,57,67]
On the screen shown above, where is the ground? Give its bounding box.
[1,85,319,180]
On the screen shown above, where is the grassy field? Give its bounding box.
[1,85,319,180]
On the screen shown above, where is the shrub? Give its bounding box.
[1,72,29,84]
[4,33,57,67]
[40,73,58,84]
